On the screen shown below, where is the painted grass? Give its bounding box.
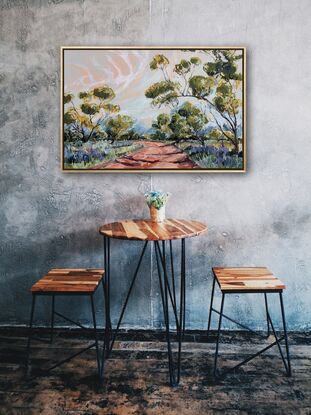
[64,141,143,169]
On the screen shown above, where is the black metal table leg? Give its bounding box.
[105,240,148,358]
[155,239,186,386]
[98,219,207,385]
[155,241,176,386]
[169,240,177,312]
[182,239,186,340]
[161,241,180,331]
[177,238,186,383]
[101,235,190,386]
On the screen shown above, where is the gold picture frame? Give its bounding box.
[61,46,246,173]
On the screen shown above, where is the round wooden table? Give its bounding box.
[99,219,207,386]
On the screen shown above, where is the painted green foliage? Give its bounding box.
[152,102,208,145]
[145,50,243,154]
[64,85,133,143]
[105,115,134,143]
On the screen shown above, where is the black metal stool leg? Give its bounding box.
[103,237,111,356]
[102,236,112,362]
[90,294,101,378]
[50,295,55,343]
[106,237,112,332]
[264,293,270,337]
[207,276,216,337]
[213,293,225,378]
[279,292,291,376]
[26,294,36,371]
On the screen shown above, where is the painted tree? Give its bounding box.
[151,113,172,140]
[152,102,209,145]
[206,128,223,143]
[105,114,134,143]
[145,50,243,153]
[173,101,208,145]
[64,85,120,143]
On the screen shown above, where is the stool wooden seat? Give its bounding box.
[31,269,105,294]
[212,267,285,293]
[207,266,291,378]
[26,268,107,380]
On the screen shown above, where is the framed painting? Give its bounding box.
[61,46,246,172]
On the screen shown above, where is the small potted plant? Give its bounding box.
[144,190,169,223]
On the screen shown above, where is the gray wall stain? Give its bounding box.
[0,0,311,330]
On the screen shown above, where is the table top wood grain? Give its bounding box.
[99,219,207,241]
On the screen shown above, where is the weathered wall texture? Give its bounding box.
[1,0,311,330]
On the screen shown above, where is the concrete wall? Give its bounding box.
[1,0,310,330]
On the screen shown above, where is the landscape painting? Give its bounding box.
[62,47,246,172]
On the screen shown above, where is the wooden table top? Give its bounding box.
[99,219,207,241]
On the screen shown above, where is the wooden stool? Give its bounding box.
[26,268,106,379]
[207,267,291,378]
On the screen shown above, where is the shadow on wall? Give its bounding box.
[0,228,106,326]
[0,227,155,327]
[0,222,299,330]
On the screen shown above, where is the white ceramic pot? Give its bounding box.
[149,205,165,223]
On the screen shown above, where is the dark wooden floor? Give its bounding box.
[0,328,310,414]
